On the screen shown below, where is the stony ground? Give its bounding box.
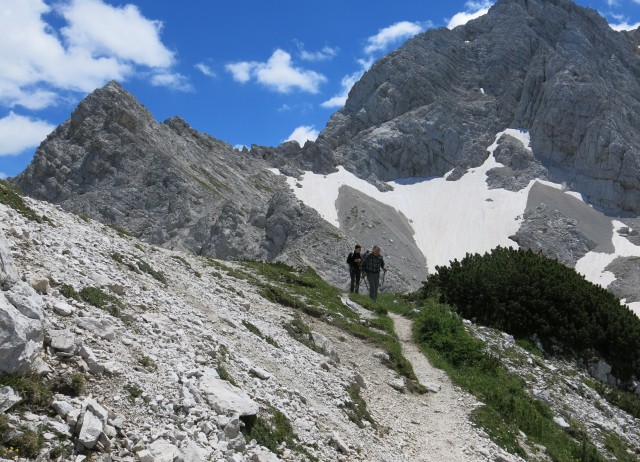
[1,195,639,462]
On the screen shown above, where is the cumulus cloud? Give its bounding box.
[610,19,640,30]
[59,0,174,67]
[284,125,319,146]
[364,21,425,54]
[150,72,193,91]
[447,1,493,29]
[0,172,6,180]
[297,43,339,61]
[0,0,182,111]
[321,70,365,108]
[0,112,56,156]
[226,49,326,93]
[195,63,216,77]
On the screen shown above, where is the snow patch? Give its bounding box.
[280,129,541,272]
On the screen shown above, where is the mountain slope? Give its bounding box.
[1,187,639,460]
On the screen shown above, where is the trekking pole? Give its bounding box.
[361,273,369,290]
[380,270,386,288]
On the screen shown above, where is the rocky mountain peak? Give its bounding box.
[273,0,640,213]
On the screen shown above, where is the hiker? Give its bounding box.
[361,245,387,300]
[346,244,362,293]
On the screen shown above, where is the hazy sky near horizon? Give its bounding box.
[1,0,639,178]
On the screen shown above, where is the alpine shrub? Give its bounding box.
[419,246,640,381]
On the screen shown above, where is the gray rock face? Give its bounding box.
[605,256,640,303]
[486,135,548,191]
[267,0,640,215]
[511,182,616,267]
[510,204,597,267]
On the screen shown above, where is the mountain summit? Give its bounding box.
[272,0,640,214]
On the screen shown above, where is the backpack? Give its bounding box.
[346,252,353,265]
[359,250,371,271]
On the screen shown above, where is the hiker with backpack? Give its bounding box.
[360,245,387,301]
[346,244,363,293]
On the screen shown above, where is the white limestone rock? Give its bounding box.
[75,317,116,340]
[53,300,76,317]
[5,281,44,320]
[0,386,21,412]
[198,368,259,416]
[49,329,76,353]
[0,293,43,373]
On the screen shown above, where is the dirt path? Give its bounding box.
[308,312,517,461]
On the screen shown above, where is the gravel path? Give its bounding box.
[307,312,520,461]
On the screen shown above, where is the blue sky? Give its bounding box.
[1,0,639,179]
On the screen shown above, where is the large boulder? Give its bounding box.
[0,293,43,373]
[0,233,19,290]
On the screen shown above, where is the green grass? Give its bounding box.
[106,223,131,237]
[343,384,377,429]
[124,384,144,401]
[216,364,238,386]
[59,283,81,301]
[240,261,423,390]
[283,315,323,354]
[242,405,318,461]
[0,372,52,411]
[412,299,606,461]
[585,379,640,420]
[603,431,638,462]
[0,180,51,225]
[79,286,124,317]
[135,258,167,284]
[242,320,280,348]
[139,356,158,371]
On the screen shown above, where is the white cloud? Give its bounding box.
[0,112,55,156]
[321,57,374,109]
[195,63,216,78]
[0,172,6,180]
[226,62,255,83]
[610,20,640,31]
[0,0,180,110]
[284,125,319,146]
[226,49,326,93]
[321,70,365,108]
[298,43,339,61]
[364,21,425,54]
[447,1,493,29]
[150,72,193,91]
[59,0,174,67]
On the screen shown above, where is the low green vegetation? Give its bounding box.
[0,180,51,224]
[124,383,144,401]
[242,320,280,348]
[283,315,322,354]
[241,405,318,461]
[344,384,376,429]
[49,372,86,397]
[106,223,131,237]
[583,378,640,420]
[418,246,640,382]
[110,252,167,284]
[0,372,52,411]
[0,424,44,459]
[79,286,124,317]
[135,258,167,284]
[412,299,605,461]
[216,364,238,386]
[238,261,423,390]
[139,356,158,371]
